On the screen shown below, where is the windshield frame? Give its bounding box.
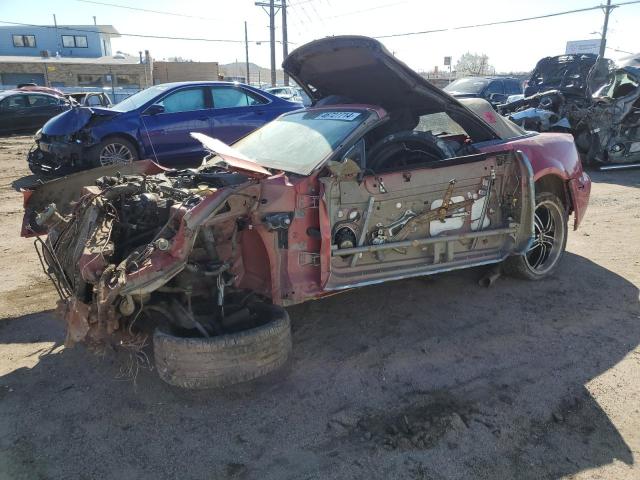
[226,107,380,176]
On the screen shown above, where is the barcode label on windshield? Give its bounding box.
[315,111,361,121]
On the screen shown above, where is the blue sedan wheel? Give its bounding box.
[91,137,139,167]
[99,141,135,166]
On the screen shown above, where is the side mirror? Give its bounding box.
[145,104,165,115]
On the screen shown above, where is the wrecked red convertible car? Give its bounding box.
[22,36,591,388]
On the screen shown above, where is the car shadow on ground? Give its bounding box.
[588,168,640,188]
[0,252,638,479]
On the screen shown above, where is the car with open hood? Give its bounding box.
[22,36,591,389]
[27,81,302,176]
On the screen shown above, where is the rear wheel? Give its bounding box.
[90,137,138,167]
[504,192,568,280]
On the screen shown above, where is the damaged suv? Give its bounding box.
[22,36,591,389]
[501,54,640,170]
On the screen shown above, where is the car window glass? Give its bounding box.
[87,95,103,106]
[111,85,169,112]
[212,87,267,108]
[158,88,205,113]
[341,138,365,168]
[414,112,468,136]
[444,78,489,94]
[485,81,504,95]
[230,110,369,175]
[27,95,58,107]
[2,95,28,111]
[505,80,522,94]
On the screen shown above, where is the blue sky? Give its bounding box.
[2,0,638,72]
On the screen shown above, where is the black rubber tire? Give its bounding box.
[153,303,292,389]
[89,136,138,168]
[368,131,448,171]
[504,191,568,280]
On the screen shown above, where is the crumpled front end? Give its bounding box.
[33,167,265,347]
[28,107,119,175]
[499,64,640,170]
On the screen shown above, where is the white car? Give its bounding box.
[265,86,310,105]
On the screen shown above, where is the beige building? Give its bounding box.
[153,61,219,84]
[0,55,223,90]
[0,54,153,89]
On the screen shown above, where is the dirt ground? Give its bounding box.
[0,134,638,480]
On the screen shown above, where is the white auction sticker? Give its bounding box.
[315,111,361,121]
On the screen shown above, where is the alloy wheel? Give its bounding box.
[99,143,134,166]
[525,199,564,275]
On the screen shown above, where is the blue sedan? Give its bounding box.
[28,81,302,175]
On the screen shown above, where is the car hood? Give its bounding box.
[42,106,119,136]
[191,132,271,177]
[282,36,464,113]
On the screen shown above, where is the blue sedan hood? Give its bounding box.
[42,106,119,136]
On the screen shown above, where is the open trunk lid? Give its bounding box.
[283,36,464,113]
[282,36,499,141]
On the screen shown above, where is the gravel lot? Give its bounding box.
[0,134,638,480]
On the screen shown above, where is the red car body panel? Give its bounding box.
[22,122,591,314]
[477,132,591,229]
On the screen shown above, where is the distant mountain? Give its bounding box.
[219,61,286,86]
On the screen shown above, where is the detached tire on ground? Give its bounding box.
[504,191,568,280]
[153,304,292,389]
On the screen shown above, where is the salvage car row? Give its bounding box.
[501,53,640,170]
[21,36,591,389]
[3,50,637,176]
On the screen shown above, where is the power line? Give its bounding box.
[608,46,634,54]
[76,0,217,21]
[0,20,294,45]
[288,0,317,6]
[373,1,640,39]
[323,1,408,20]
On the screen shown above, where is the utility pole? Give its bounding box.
[269,0,276,86]
[53,14,61,54]
[244,21,250,85]
[255,1,282,87]
[282,0,289,86]
[599,0,615,57]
